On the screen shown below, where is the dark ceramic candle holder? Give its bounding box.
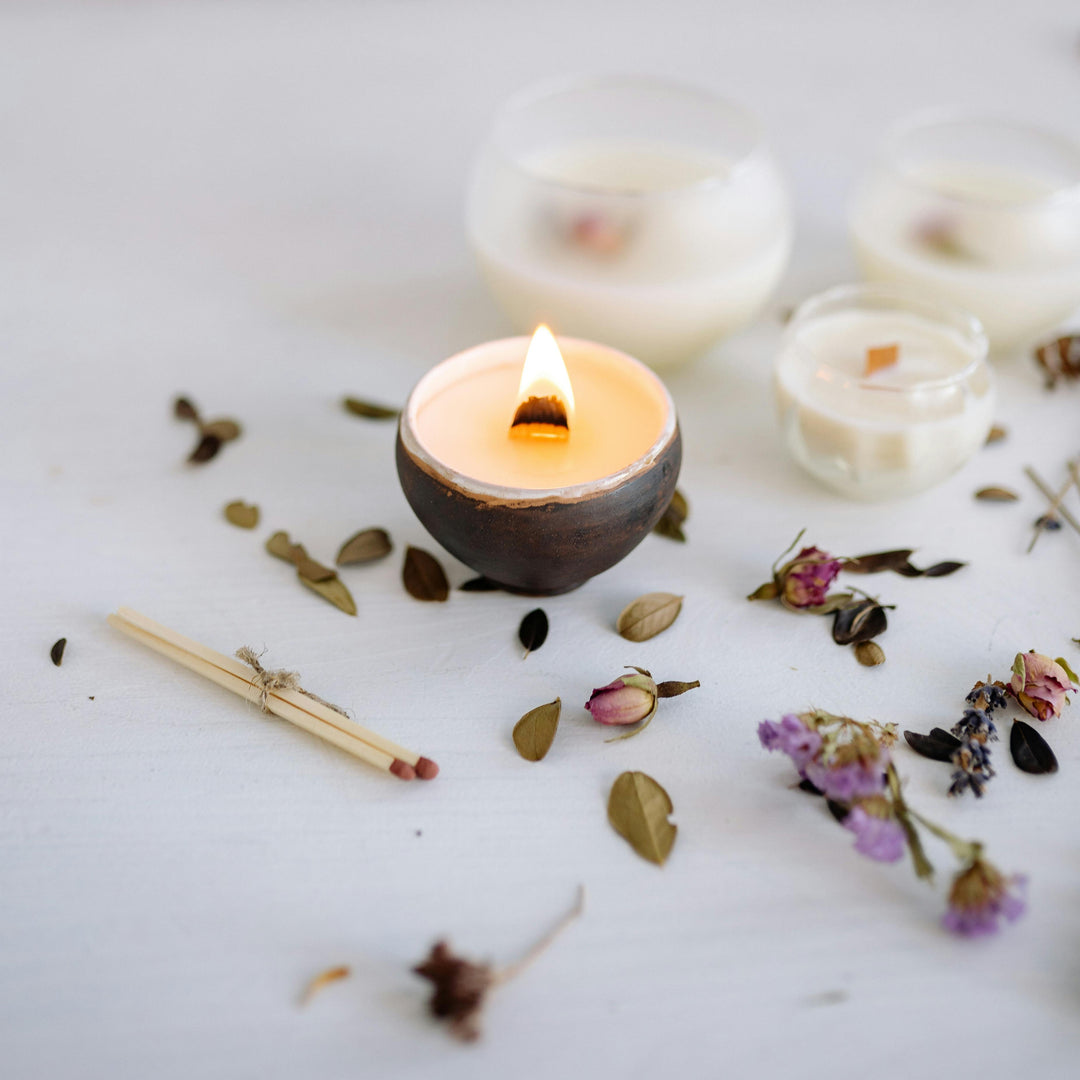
[396,350,681,595]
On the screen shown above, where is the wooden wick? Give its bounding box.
[510,395,569,440]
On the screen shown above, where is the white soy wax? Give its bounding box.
[850,115,1080,352]
[466,78,792,370]
[775,286,994,500]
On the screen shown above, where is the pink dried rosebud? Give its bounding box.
[585,671,657,727]
[778,547,843,611]
[1008,651,1077,721]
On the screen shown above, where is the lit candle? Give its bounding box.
[850,111,1080,352]
[396,328,681,593]
[774,285,994,500]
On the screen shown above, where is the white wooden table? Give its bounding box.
[3,3,1079,1077]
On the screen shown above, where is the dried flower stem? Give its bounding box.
[491,885,585,987]
[1025,466,1080,538]
[1027,465,1077,552]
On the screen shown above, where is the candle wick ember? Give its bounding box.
[510,395,570,440]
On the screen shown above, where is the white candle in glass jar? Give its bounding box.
[467,77,792,370]
[774,285,994,500]
[850,113,1080,352]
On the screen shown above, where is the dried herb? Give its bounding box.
[855,641,885,666]
[832,599,887,645]
[300,965,351,1006]
[986,425,1007,445]
[512,698,560,762]
[224,500,260,529]
[607,771,676,866]
[975,486,1019,502]
[653,489,688,542]
[1010,720,1059,775]
[403,546,449,602]
[173,395,242,465]
[845,549,965,578]
[343,396,400,420]
[265,531,356,615]
[1034,334,1080,389]
[460,576,502,592]
[897,560,966,578]
[336,527,392,566]
[904,728,962,762]
[615,592,683,642]
[518,609,548,657]
[50,638,67,666]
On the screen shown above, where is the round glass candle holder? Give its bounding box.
[466,75,792,370]
[774,284,994,501]
[396,336,681,595]
[850,110,1080,352]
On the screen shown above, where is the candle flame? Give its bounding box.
[510,325,575,440]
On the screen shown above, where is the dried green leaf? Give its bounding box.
[343,396,400,420]
[50,638,67,666]
[224,500,260,529]
[299,573,357,616]
[201,418,242,442]
[266,531,297,562]
[403,546,449,602]
[512,698,561,762]
[518,609,548,657]
[832,600,887,645]
[985,425,1007,445]
[854,640,885,666]
[904,728,962,762]
[188,432,222,463]
[1056,656,1079,685]
[616,592,683,642]
[655,680,700,698]
[920,561,966,578]
[843,550,915,574]
[653,489,688,542]
[174,396,199,422]
[747,581,780,602]
[460,576,502,592]
[293,551,337,583]
[607,771,676,866]
[1010,719,1058,775]
[975,486,1019,502]
[336,527,393,566]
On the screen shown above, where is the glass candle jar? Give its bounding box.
[466,75,792,370]
[850,110,1080,353]
[774,284,994,500]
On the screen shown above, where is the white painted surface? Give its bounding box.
[2,3,1079,1078]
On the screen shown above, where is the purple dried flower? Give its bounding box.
[948,740,995,798]
[758,714,822,771]
[943,859,1026,936]
[843,805,906,863]
[804,754,888,802]
[951,708,997,743]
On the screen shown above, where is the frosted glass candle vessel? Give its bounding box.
[850,112,1080,353]
[774,285,994,500]
[466,76,792,370]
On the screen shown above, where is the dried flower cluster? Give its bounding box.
[760,709,1025,936]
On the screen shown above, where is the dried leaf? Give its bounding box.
[336,527,393,566]
[1034,335,1080,390]
[975,486,1019,502]
[1010,719,1058,775]
[655,680,700,698]
[653,489,688,542]
[300,965,351,1006]
[201,418,242,442]
[919,561,967,578]
[747,581,780,601]
[854,640,885,666]
[518,609,548,657]
[616,592,683,642]
[986,425,1007,445]
[403,546,449,602]
[904,728,962,762]
[832,600,887,645]
[188,432,222,464]
[293,551,337,583]
[174,396,199,422]
[224,500,260,529]
[299,573,357,616]
[512,698,561,762]
[843,549,915,574]
[343,396,400,420]
[607,771,677,866]
[266,531,297,562]
[460,576,502,592]
[50,638,67,666]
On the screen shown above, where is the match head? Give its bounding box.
[390,758,417,781]
[415,756,439,780]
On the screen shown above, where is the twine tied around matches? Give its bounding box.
[235,646,350,718]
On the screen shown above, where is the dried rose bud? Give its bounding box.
[777,547,843,611]
[1008,651,1077,721]
[585,671,657,727]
